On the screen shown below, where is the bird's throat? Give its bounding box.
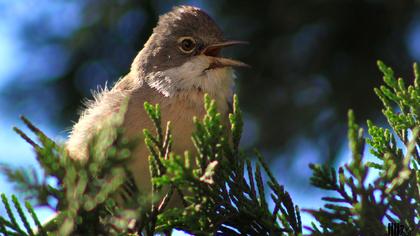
[145,55,235,100]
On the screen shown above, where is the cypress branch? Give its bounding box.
[1,61,418,235]
[306,61,419,235]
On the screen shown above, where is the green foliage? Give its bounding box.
[1,94,301,235]
[0,193,47,236]
[147,95,302,235]
[1,101,139,235]
[1,61,418,236]
[306,61,419,236]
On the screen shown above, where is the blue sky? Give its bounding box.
[0,1,418,235]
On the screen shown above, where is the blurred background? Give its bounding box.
[1,0,419,233]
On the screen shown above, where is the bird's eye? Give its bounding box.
[178,37,196,53]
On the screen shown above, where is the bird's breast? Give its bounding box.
[160,90,222,152]
[122,87,231,197]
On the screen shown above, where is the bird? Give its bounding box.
[66,5,247,207]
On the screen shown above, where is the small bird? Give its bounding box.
[66,5,247,206]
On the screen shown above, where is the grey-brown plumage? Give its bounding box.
[66,5,247,206]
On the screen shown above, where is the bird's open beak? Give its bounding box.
[202,40,249,69]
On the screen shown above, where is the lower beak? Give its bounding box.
[202,40,249,69]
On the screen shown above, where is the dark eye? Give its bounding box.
[178,37,196,53]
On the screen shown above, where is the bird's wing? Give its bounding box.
[66,73,140,160]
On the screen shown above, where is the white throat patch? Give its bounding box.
[145,55,235,101]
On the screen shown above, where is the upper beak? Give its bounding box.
[202,40,249,68]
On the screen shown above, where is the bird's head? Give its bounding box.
[132,5,247,97]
